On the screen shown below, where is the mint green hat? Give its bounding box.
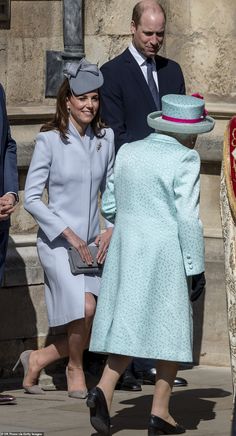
[147,94,215,134]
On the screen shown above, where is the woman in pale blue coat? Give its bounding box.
[87,95,215,435]
[14,60,115,398]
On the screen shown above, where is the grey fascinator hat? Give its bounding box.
[63,58,104,95]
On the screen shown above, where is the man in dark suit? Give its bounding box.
[0,83,18,405]
[100,0,185,153]
[100,0,187,390]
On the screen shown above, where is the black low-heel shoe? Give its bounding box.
[148,415,186,435]
[86,386,110,435]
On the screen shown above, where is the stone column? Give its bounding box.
[63,0,84,58]
[46,0,85,97]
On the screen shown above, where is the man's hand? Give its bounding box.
[0,193,17,221]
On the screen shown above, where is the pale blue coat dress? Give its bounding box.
[89,133,204,362]
[24,122,115,327]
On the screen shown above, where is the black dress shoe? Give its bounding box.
[173,377,188,387]
[148,415,186,435]
[115,369,142,391]
[135,368,188,388]
[87,386,110,435]
[135,368,156,385]
[0,394,16,405]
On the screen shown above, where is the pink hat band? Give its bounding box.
[162,114,205,124]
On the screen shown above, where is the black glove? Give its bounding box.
[190,272,206,302]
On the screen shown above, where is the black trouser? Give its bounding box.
[127,358,156,374]
[0,230,9,286]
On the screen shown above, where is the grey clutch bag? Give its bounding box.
[67,245,103,275]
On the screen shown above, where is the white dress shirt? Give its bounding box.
[128,42,159,90]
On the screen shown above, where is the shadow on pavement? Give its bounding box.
[89,387,231,435]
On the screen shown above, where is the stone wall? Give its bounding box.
[0,1,63,105]
[85,0,236,103]
[0,1,235,105]
[0,0,235,380]
[0,0,236,105]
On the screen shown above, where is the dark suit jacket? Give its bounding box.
[0,84,18,232]
[100,48,185,152]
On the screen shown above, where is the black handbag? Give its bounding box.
[67,245,103,275]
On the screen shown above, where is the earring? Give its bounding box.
[67,106,70,114]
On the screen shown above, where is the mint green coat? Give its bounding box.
[89,133,204,362]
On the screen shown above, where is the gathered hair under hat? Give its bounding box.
[63,58,104,95]
[147,94,215,135]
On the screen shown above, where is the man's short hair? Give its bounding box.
[132,0,166,26]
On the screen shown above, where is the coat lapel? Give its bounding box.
[155,56,170,100]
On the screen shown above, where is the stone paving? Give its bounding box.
[0,366,233,436]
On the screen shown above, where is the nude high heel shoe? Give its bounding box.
[13,350,45,395]
[66,366,88,399]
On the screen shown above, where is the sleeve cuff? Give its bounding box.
[5,192,19,203]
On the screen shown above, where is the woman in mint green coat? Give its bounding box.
[87,95,215,435]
